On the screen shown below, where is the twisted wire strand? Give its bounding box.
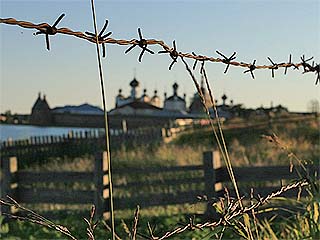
[0,16,316,240]
[156,179,308,240]
[0,179,307,240]
[2,17,314,73]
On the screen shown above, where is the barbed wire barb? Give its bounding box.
[192,52,199,70]
[299,55,320,84]
[216,50,237,74]
[243,60,256,79]
[125,28,154,62]
[158,40,179,70]
[267,57,284,78]
[192,52,208,72]
[200,60,206,75]
[85,19,112,58]
[34,13,65,50]
[284,54,293,74]
[314,64,320,85]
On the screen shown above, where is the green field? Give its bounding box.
[1,116,319,239]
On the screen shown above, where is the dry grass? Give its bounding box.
[29,118,319,171]
[2,117,318,239]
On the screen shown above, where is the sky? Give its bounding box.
[0,0,319,114]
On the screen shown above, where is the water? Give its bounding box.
[0,124,100,141]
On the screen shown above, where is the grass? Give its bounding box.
[1,207,207,240]
[1,116,319,239]
[19,116,319,171]
[1,6,318,238]
[3,198,318,239]
[174,116,319,166]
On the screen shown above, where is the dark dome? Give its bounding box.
[173,82,178,90]
[117,89,124,98]
[130,78,139,87]
[222,94,227,101]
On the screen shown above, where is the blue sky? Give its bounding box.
[1,0,319,114]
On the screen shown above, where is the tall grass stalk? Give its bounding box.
[202,66,255,239]
[181,57,242,209]
[89,0,115,239]
[181,57,253,238]
[202,67,243,209]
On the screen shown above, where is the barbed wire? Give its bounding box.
[0,179,309,240]
[0,14,317,240]
[1,15,319,84]
[151,179,309,240]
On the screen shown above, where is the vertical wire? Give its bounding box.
[181,56,243,212]
[89,0,115,239]
[202,68,243,209]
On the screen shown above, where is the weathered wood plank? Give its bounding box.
[16,171,94,184]
[113,176,204,189]
[216,165,316,183]
[111,165,203,175]
[105,190,206,211]
[18,187,94,204]
[203,151,221,217]
[94,151,109,218]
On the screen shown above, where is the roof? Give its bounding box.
[109,101,191,118]
[156,109,190,118]
[52,103,104,115]
[113,101,162,110]
[189,98,206,113]
[166,95,185,102]
[32,95,50,111]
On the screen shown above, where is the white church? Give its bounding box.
[108,77,235,120]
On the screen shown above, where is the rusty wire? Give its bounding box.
[1,14,318,240]
[0,179,308,240]
[1,16,319,84]
[0,196,78,240]
[153,179,309,240]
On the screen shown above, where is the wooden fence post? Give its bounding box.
[1,156,18,215]
[94,151,109,219]
[203,151,221,218]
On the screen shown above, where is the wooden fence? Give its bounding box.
[0,151,317,218]
[0,127,172,167]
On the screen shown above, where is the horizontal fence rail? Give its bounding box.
[215,165,317,183]
[17,188,94,204]
[0,151,317,218]
[15,171,94,184]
